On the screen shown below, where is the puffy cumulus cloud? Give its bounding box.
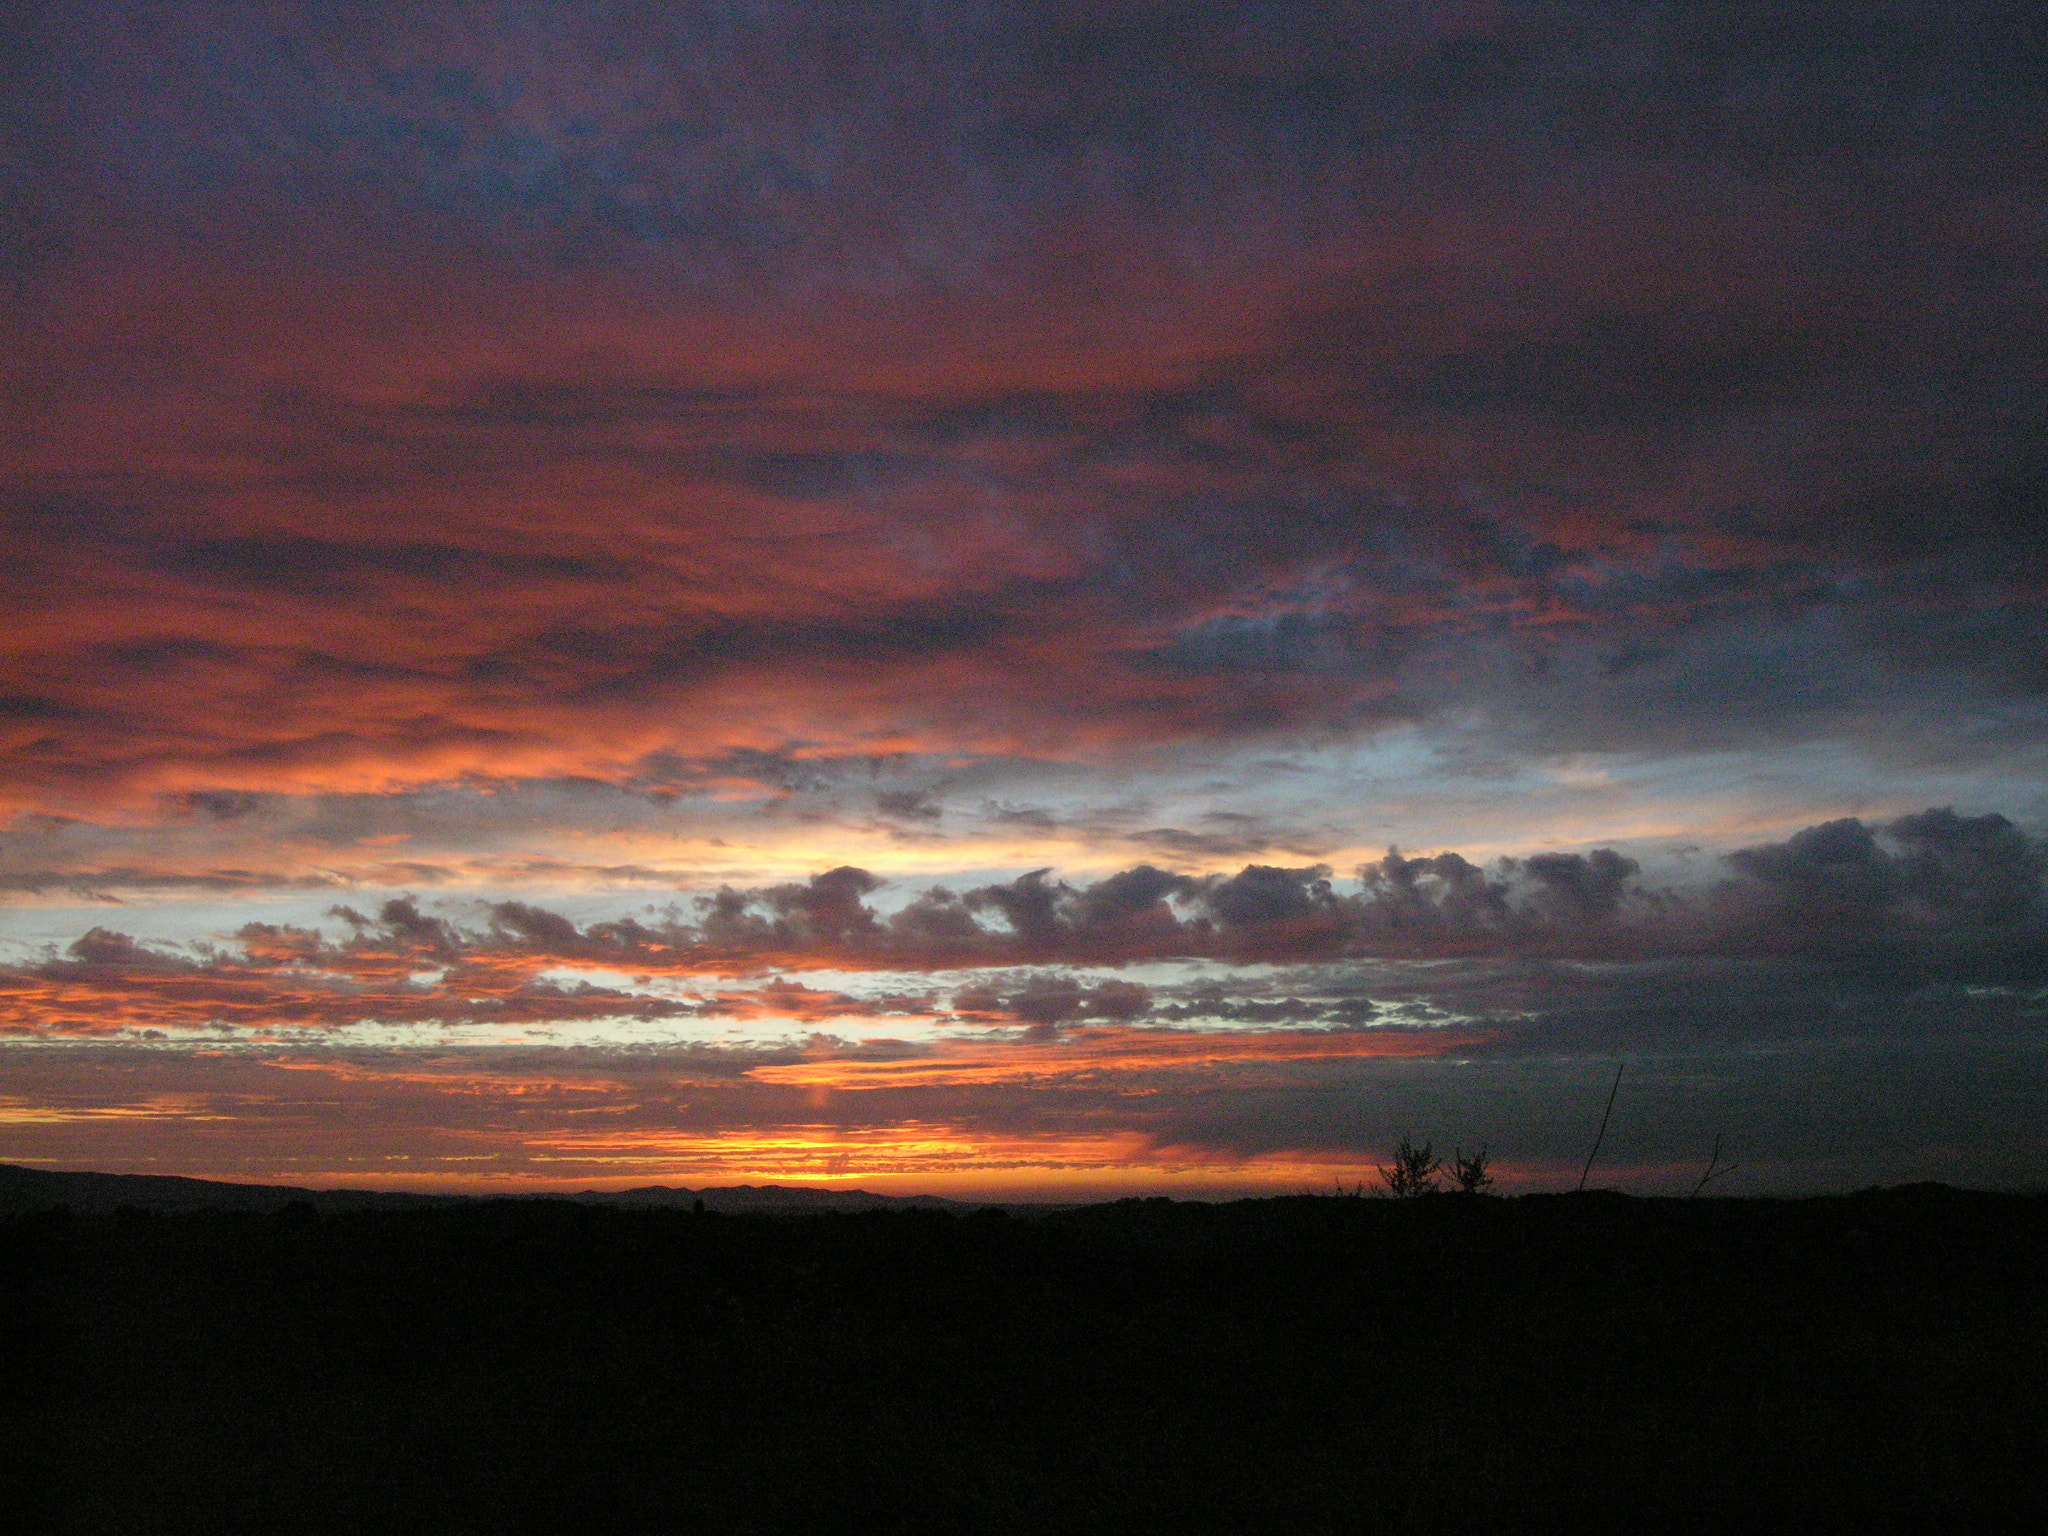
[1886,809,2047,925]
[766,865,888,946]
[59,927,181,971]
[4,811,2040,1042]
[1720,809,2047,938]
[1357,850,1511,930]
[1523,849,1641,921]
[1726,818,1895,923]
[333,897,463,962]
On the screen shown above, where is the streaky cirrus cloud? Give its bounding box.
[4,3,2045,816]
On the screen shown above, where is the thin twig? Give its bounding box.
[1576,1062,1624,1192]
[1688,1134,1738,1197]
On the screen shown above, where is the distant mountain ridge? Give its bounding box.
[568,1183,976,1213]
[0,1163,982,1216]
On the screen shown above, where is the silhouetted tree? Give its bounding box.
[1379,1136,1442,1197]
[1451,1145,1495,1195]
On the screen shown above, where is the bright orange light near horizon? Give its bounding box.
[511,1122,1408,1199]
[748,1024,1493,1091]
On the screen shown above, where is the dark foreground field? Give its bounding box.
[4,1185,2045,1534]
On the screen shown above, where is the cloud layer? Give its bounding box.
[4,808,2043,1194]
[5,3,2046,1192]
[5,2,2045,816]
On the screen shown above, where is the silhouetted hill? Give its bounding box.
[4,1182,2045,1533]
[0,1163,460,1215]
[567,1182,982,1214]
[0,1163,991,1217]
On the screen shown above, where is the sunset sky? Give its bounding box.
[4,1,2045,1197]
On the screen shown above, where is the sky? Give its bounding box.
[3,0,2045,1198]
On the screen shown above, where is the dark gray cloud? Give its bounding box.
[1723,809,2046,935]
[177,790,273,821]
[1204,864,1338,928]
[764,865,888,946]
[874,789,941,822]
[403,810,2048,970]
[63,926,187,972]
[1523,849,1640,920]
[329,897,462,960]
[953,975,1152,1032]
[18,810,2028,996]
[18,3,2043,266]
